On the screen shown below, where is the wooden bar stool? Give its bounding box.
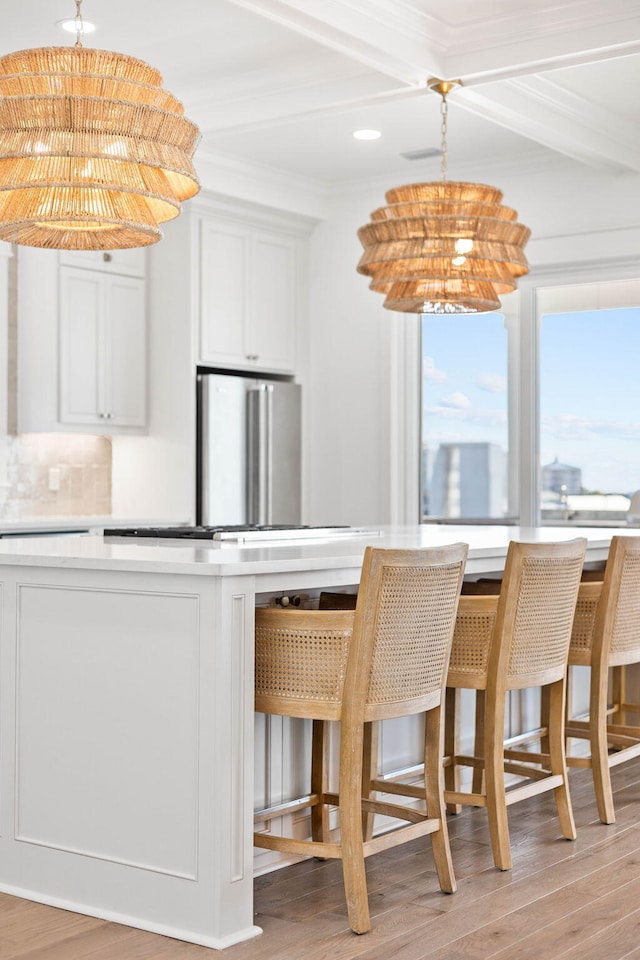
[254,543,467,934]
[565,535,640,823]
[444,538,586,871]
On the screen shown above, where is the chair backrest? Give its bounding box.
[344,543,468,722]
[595,535,640,666]
[491,539,586,690]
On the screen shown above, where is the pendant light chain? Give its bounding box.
[440,92,449,181]
[74,0,84,48]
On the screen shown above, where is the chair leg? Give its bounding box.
[361,721,378,841]
[340,722,370,934]
[540,684,550,755]
[444,687,461,814]
[311,719,330,843]
[472,689,486,796]
[547,679,577,840]
[425,704,456,894]
[591,663,616,824]
[484,691,511,871]
[611,664,627,726]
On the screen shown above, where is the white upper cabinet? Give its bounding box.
[17,247,147,434]
[198,216,297,373]
[59,267,146,428]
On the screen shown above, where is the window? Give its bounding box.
[421,313,510,521]
[539,300,640,526]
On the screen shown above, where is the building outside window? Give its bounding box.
[421,313,510,521]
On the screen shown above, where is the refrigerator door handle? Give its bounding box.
[247,384,274,525]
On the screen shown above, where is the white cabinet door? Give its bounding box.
[59,266,147,428]
[198,217,296,373]
[59,267,104,425]
[199,220,249,367]
[249,231,295,373]
[104,275,147,427]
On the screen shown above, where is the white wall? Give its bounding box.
[306,191,392,525]
[111,214,197,521]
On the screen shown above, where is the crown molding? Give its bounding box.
[195,147,331,221]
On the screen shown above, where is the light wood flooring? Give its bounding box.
[4,758,640,960]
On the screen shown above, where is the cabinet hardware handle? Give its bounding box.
[103,252,112,262]
[246,354,259,361]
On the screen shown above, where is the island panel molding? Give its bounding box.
[14,582,200,879]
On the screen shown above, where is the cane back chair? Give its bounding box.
[254,543,467,934]
[444,538,586,870]
[565,535,640,823]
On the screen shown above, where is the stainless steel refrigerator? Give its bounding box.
[196,372,302,526]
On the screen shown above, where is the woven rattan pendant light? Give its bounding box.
[357,79,530,314]
[0,0,200,250]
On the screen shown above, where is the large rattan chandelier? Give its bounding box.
[0,0,200,249]
[357,79,530,314]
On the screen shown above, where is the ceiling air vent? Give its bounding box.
[399,147,441,161]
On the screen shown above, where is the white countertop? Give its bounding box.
[0,525,631,577]
[0,516,185,536]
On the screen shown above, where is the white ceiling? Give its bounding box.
[2,0,640,188]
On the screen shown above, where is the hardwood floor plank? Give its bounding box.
[3,762,640,960]
[488,875,640,960]
[554,907,640,960]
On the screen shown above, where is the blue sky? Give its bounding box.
[422,307,640,496]
[421,312,508,450]
[540,307,640,494]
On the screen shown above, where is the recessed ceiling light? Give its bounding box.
[57,18,97,34]
[353,129,381,141]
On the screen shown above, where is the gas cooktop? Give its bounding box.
[102,524,366,542]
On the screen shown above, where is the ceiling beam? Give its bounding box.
[224,0,443,86]
[456,77,640,173]
[227,0,640,87]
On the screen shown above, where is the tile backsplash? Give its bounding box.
[0,433,112,520]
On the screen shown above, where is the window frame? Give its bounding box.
[391,255,640,527]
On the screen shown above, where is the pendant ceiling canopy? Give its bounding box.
[357,79,530,314]
[0,2,200,250]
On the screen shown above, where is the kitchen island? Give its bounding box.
[0,525,626,948]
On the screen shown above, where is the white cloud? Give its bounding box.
[475,372,507,393]
[423,356,447,382]
[543,414,640,441]
[424,404,507,427]
[439,392,472,410]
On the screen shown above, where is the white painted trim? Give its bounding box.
[0,244,13,496]
[389,313,420,525]
[230,593,247,883]
[192,185,320,237]
[516,279,540,527]
[0,882,262,949]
